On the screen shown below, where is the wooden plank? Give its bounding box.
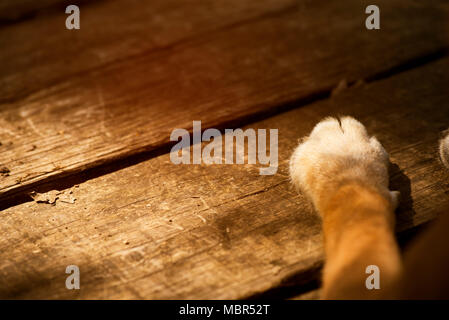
[0,0,294,103]
[0,0,448,202]
[0,58,448,299]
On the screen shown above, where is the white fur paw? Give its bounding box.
[440,132,449,170]
[289,116,397,209]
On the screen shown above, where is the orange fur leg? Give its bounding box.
[320,182,402,299]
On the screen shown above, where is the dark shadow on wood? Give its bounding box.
[366,48,448,83]
[245,261,322,300]
[389,162,416,231]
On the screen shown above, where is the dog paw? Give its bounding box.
[289,116,397,210]
[440,131,449,170]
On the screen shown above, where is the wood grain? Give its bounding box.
[0,0,448,202]
[0,58,448,299]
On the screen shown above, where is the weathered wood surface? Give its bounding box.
[0,0,448,203]
[0,58,448,299]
